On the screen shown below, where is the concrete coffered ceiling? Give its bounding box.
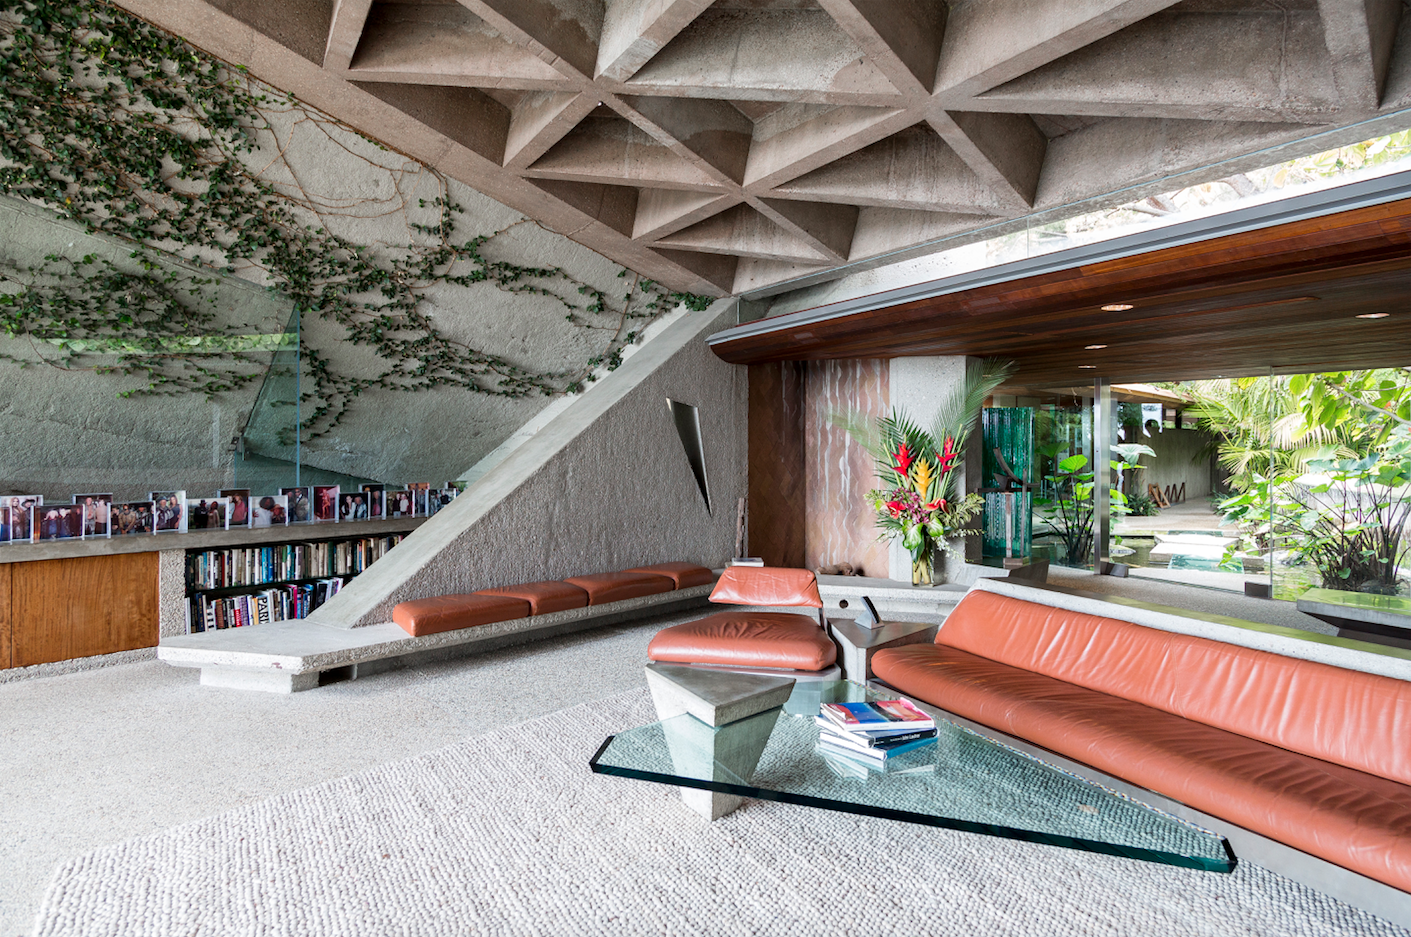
[114,0,1411,298]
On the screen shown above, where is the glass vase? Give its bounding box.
[911,551,933,586]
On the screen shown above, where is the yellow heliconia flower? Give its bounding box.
[912,457,934,498]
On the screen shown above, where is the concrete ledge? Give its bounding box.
[816,575,966,623]
[161,584,714,691]
[974,578,1411,680]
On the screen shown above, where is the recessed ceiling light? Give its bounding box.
[1356,312,1389,319]
[1101,303,1134,312]
[1078,365,1097,369]
[1085,344,1107,349]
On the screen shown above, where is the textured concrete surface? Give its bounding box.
[0,608,700,937]
[304,299,747,628]
[108,0,1411,297]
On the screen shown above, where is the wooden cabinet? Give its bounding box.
[1,553,159,668]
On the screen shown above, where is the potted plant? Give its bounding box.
[833,359,1013,585]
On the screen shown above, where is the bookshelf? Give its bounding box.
[183,527,415,633]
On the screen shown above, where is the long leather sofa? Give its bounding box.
[872,581,1411,896]
[391,562,716,637]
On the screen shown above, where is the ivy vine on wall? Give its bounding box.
[0,0,712,438]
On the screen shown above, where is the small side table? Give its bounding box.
[829,618,938,682]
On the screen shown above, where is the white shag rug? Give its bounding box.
[34,689,1410,937]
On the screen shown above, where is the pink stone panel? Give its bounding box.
[804,359,890,578]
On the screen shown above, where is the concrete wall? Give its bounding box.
[305,299,746,628]
[1131,425,1217,503]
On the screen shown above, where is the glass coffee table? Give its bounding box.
[591,679,1235,872]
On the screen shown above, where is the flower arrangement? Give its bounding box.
[863,413,983,584]
[833,359,1013,585]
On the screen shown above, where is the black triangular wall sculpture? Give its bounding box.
[668,398,711,515]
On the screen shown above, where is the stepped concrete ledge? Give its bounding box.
[159,584,715,693]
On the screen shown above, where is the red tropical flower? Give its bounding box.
[885,500,905,518]
[893,442,915,478]
[936,436,957,474]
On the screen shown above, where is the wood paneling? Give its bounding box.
[804,359,891,578]
[711,199,1411,384]
[0,563,11,670]
[11,553,159,667]
[748,361,807,567]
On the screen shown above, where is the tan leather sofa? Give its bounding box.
[872,584,1411,896]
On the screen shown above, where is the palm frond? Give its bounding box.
[927,357,1016,452]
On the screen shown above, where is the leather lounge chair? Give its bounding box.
[646,566,841,679]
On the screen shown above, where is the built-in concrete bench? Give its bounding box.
[160,563,719,693]
[1296,587,1411,649]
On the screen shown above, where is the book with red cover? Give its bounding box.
[820,699,935,734]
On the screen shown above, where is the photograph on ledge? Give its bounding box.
[150,491,187,533]
[313,485,339,522]
[112,501,155,536]
[282,487,312,523]
[219,489,251,528]
[35,505,83,542]
[4,495,42,543]
[386,489,412,518]
[73,493,112,538]
[338,491,368,521]
[361,484,385,520]
[187,498,229,531]
[252,494,288,528]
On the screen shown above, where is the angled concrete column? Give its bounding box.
[647,664,795,819]
[887,356,982,582]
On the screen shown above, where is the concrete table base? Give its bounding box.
[829,619,939,682]
[644,663,796,820]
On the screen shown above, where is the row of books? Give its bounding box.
[187,578,346,633]
[0,480,464,544]
[814,699,938,772]
[185,535,407,591]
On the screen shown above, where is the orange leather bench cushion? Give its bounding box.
[934,590,1411,787]
[647,611,838,671]
[474,581,588,616]
[872,642,1411,892]
[626,562,716,589]
[709,566,823,607]
[563,571,675,606]
[392,594,530,637]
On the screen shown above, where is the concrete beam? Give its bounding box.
[1318,0,1405,111]
[816,0,948,95]
[338,2,569,88]
[462,0,603,80]
[732,258,832,296]
[652,249,740,294]
[929,111,1048,209]
[771,124,1014,216]
[974,8,1340,124]
[619,95,755,185]
[848,207,1002,261]
[743,106,912,190]
[524,113,721,190]
[755,198,859,263]
[622,8,901,105]
[505,92,599,169]
[633,189,739,241]
[323,0,372,71]
[933,0,1184,99]
[596,0,716,82]
[527,179,639,237]
[654,205,832,264]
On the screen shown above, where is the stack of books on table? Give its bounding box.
[815,698,938,771]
